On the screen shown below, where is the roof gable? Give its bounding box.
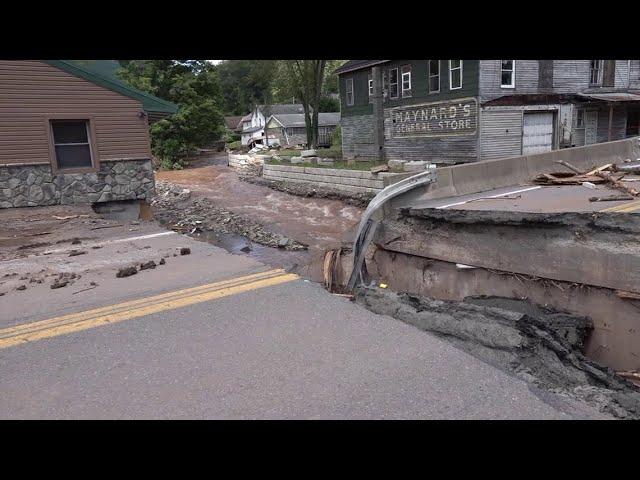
[44,60,179,115]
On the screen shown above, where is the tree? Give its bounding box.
[278,60,327,148]
[214,60,277,115]
[117,60,225,169]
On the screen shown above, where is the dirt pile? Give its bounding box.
[356,286,640,419]
[151,181,307,251]
[239,174,375,209]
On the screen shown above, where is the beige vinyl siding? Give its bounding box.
[0,60,151,166]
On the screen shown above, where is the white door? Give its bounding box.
[585,110,598,145]
[522,111,555,154]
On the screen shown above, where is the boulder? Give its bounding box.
[301,149,317,158]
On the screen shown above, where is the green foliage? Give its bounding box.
[319,96,340,112]
[117,60,225,169]
[227,140,241,151]
[215,60,277,115]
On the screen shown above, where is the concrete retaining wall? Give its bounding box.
[263,163,407,194]
[0,159,155,208]
[394,136,640,208]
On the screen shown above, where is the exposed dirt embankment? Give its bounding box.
[356,286,640,419]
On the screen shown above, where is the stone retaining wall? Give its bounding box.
[262,163,408,194]
[0,159,155,208]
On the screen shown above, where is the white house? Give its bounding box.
[240,104,306,147]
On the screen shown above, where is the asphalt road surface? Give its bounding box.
[0,224,608,419]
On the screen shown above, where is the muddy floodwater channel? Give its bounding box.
[153,154,362,281]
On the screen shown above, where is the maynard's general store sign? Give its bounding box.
[388,98,478,138]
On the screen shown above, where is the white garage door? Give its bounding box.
[523,112,554,155]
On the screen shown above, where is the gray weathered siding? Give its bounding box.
[341,114,377,158]
[479,60,540,102]
[480,109,522,160]
[596,106,627,143]
[630,60,640,89]
[615,60,630,88]
[552,60,592,92]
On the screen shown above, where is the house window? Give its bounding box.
[368,74,374,104]
[50,120,94,170]
[401,65,412,98]
[590,60,603,85]
[501,60,515,88]
[449,60,463,90]
[345,78,354,106]
[576,109,585,128]
[428,60,440,93]
[389,68,399,99]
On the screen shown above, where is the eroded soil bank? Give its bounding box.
[356,286,640,419]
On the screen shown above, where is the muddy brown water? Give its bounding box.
[157,155,363,278]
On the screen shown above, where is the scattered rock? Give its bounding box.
[69,250,87,257]
[180,247,191,256]
[51,278,69,289]
[90,281,97,286]
[278,237,289,248]
[91,245,103,249]
[0,292,5,296]
[116,266,138,278]
[71,238,82,245]
[140,260,157,270]
[16,285,26,291]
[240,246,252,253]
[159,258,166,265]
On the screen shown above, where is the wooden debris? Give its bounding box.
[533,173,605,185]
[90,224,123,230]
[594,169,640,197]
[616,290,640,300]
[589,195,634,202]
[585,164,613,176]
[554,160,584,175]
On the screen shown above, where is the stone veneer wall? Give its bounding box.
[0,159,155,208]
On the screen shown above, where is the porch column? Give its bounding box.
[372,66,385,160]
[608,104,614,142]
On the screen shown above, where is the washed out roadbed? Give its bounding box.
[356,286,640,419]
[151,181,307,251]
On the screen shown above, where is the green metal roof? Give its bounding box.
[44,60,179,115]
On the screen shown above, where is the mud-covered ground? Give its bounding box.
[356,286,640,419]
[155,154,363,280]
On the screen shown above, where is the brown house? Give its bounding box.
[0,60,178,209]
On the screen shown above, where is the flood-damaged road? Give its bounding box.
[156,154,362,279]
[0,154,626,419]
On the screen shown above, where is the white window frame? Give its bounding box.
[345,77,354,106]
[428,60,440,93]
[576,109,585,128]
[389,68,399,100]
[368,77,374,97]
[590,60,603,86]
[500,60,516,88]
[449,60,463,90]
[50,119,95,171]
[401,65,412,98]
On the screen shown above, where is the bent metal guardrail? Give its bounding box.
[347,166,436,290]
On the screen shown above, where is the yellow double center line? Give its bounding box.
[0,268,298,350]
[602,199,640,213]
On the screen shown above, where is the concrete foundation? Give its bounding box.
[0,159,155,209]
[262,163,410,195]
[370,248,640,371]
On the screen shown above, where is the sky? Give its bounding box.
[208,60,223,65]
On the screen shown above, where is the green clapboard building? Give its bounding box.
[335,60,640,165]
